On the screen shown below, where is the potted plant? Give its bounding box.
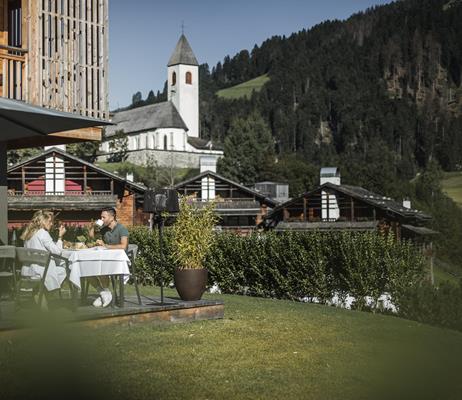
[171,195,218,301]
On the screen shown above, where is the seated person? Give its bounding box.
[88,207,129,307]
[20,210,67,294]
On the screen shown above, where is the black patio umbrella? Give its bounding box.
[0,97,112,244]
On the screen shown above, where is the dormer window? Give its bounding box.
[186,71,192,85]
[172,71,176,86]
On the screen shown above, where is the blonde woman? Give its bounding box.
[20,210,67,292]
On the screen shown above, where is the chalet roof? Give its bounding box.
[402,224,439,236]
[104,101,188,137]
[275,221,379,232]
[334,184,431,220]
[7,147,147,194]
[167,34,199,67]
[174,170,278,208]
[267,182,431,221]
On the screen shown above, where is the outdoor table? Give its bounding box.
[62,247,130,307]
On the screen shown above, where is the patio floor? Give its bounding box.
[0,293,224,332]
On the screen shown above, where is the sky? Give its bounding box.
[109,0,394,110]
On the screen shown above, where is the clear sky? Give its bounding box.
[109,0,393,110]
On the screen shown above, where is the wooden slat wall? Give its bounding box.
[27,0,108,119]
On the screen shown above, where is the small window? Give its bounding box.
[163,135,168,150]
[186,71,192,85]
[172,71,176,86]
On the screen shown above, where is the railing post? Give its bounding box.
[0,142,8,245]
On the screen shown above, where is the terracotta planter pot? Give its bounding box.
[174,268,208,301]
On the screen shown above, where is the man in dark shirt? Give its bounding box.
[96,208,129,250]
[89,207,129,307]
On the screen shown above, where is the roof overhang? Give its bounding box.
[401,224,439,236]
[274,220,379,232]
[7,126,103,149]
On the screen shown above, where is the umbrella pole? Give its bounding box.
[0,142,7,245]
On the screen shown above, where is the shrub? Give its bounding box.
[129,228,425,305]
[396,279,462,332]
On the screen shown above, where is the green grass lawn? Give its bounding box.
[2,287,462,400]
[441,171,462,207]
[96,161,198,186]
[216,74,270,100]
[434,265,459,285]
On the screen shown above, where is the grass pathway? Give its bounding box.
[1,287,462,399]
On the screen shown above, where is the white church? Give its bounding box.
[99,34,223,168]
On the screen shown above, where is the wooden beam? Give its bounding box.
[350,198,354,221]
[6,126,103,149]
[0,142,8,244]
[50,126,103,140]
[21,166,25,192]
[83,165,87,191]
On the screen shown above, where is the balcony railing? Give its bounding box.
[8,190,114,197]
[7,190,117,210]
[192,198,263,210]
[0,45,27,100]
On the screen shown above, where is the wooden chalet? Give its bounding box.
[174,170,278,233]
[262,182,437,241]
[7,147,147,228]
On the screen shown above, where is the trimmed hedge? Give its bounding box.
[128,227,425,310]
[129,227,462,331]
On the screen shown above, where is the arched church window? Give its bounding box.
[186,71,192,85]
[164,135,168,150]
[172,71,176,86]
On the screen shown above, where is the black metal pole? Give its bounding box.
[158,214,165,305]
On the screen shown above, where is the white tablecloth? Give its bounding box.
[62,248,131,289]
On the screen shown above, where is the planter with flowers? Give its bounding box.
[171,195,218,301]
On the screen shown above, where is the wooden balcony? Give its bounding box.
[7,190,118,210]
[192,198,265,216]
[0,45,27,100]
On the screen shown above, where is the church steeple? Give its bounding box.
[167,34,199,138]
[167,34,199,67]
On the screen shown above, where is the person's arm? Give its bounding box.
[40,229,63,255]
[104,236,128,250]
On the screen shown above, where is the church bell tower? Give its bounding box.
[167,34,199,138]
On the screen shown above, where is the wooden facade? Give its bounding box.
[0,0,108,141]
[7,147,148,228]
[174,171,277,233]
[264,183,436,240]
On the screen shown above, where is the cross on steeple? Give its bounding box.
[181,21,185,35]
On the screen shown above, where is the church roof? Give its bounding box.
[105,101,188,137]
[167,34,199,67]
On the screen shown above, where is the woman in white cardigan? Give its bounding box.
[20,210,67,292]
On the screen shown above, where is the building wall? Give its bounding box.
[116,189,135,227]
[98,148,222,169]
[155,128,187,151]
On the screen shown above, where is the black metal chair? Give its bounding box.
[127,244,142,305]
[0,246,17,318]
[109,243,141,306]
[16,247,76,310]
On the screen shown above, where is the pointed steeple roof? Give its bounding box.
[167,34,199,67]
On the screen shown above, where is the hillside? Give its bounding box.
[200,0,462,173]
[216,74,270,99]
[441,171,462,207]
